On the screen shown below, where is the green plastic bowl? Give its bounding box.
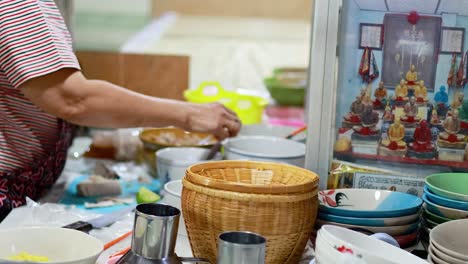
[264,77,305,106]
[425,173,468,202]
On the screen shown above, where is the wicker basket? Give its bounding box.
[182,161,319,264]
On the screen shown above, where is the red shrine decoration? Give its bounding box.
[407,11,420,25]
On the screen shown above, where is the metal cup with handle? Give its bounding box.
[217,231,266,264]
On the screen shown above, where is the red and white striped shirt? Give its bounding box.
[0,0,80,172]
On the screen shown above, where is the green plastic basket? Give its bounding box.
[184,82,267,125]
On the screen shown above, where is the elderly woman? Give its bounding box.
[0,0,240,220]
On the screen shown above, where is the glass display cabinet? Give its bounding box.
[305,0,468,194]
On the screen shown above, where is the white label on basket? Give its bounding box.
[353,172,425,197]
[251,170,274,184]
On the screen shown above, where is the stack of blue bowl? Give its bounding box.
[421,173,468,249]
[315,188,423,251]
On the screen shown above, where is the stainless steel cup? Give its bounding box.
[131,203,180,259]
[217,231,266,264]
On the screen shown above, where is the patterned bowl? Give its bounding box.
[319,189,422,218]
[422,206,451,224]
[318,225,428,264]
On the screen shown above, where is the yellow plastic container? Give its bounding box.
[184,82,267,125]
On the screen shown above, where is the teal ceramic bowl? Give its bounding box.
[264,77,305,106]
[422,194,468,220]
[425,173,468,202]
[424,186,468,211]
[318,211,420,227]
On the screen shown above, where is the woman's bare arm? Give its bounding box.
[20,68,240,139]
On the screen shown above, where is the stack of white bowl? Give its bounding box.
[421,173,468,249]
[427,219,468,264]
[316,189,423,251]
[315,225,428,264]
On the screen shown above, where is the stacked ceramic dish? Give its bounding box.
[427,219,468,264]
[421,173,468,250]
[317,189,423,251]
[315,225,428,264]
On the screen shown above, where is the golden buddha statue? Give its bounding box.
[380,119,407,155]
[414,80,428,103]
[395,79,408,101]
[388,119,405,143]
[406,64,418,85]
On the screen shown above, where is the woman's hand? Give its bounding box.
[185,103,241,140]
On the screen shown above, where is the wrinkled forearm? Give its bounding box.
[21,69,192,129]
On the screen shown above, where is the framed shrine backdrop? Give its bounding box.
[382,14,442,91]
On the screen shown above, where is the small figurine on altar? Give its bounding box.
[382,103,394,122]
[401,97,420,126]
[438,110,466,149]
[394,79,409,102]
[434,86,449,117]
[430,108,441,127]
[451,91,464,111]
[406,64,418,85]
[361,102,379,127]
[414,80,428,104]
[352,102,380,139]
[373,81,387,109]
[379,119,407,157]
[343,95,365,127]
[408,120,437,159]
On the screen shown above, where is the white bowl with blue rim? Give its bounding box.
[223,136,305,167]
[315,219,419,237]
[422,194,468,220]
[318,211,420,227]
[424,186,468,211]
[319,189,422,218]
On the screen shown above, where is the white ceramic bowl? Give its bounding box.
[315,230,369,264]
[316,219,419,237]
[430,219,468,261]
[239,124,306,142]
[160,180,186,236]
[428,246,450,264]
[319,225,428,264]
[0,227,103,264]
[223,136,306,167]
[430,242,466,264]
[157,147,222,183]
